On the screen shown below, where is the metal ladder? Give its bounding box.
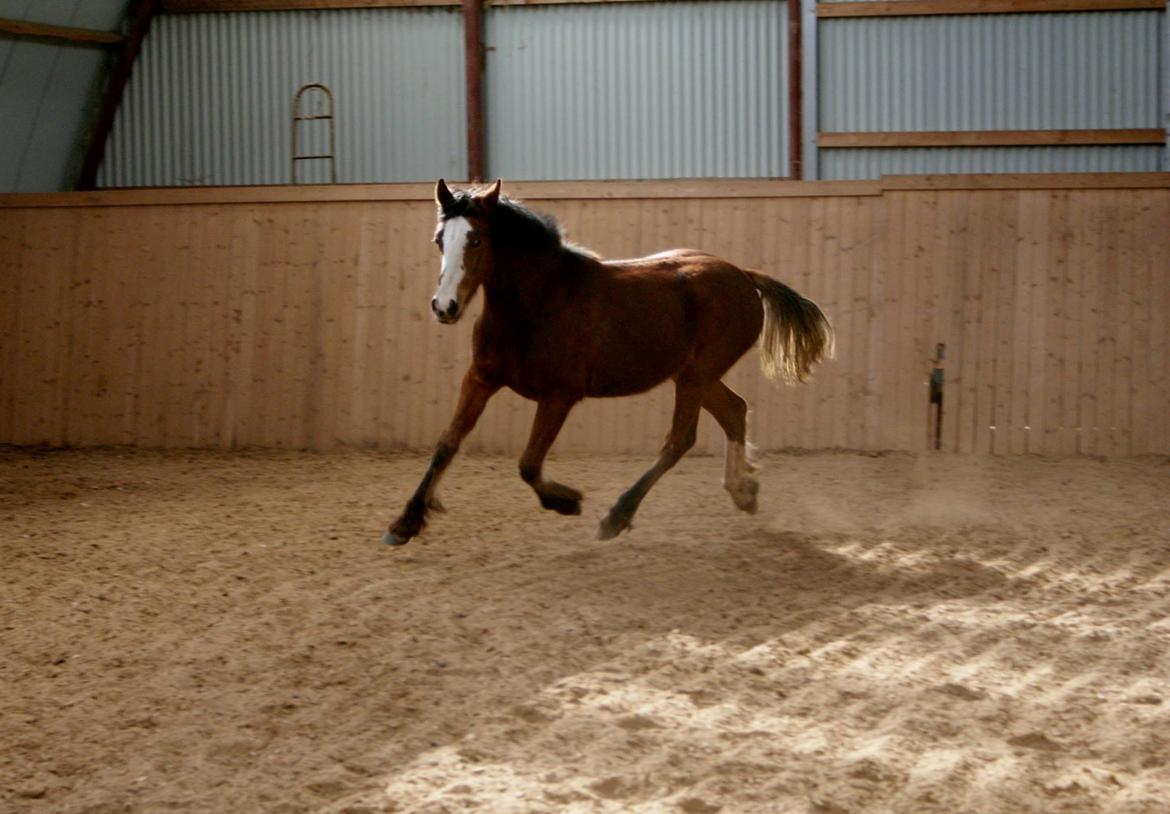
[291,83,336,184]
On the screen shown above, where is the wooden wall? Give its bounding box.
[1,175,1166,456]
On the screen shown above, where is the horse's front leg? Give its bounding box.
[384,370,498,546]
[519,398,582,515]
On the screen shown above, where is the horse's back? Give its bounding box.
[579,250,764,394]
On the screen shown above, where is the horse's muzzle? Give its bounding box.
[431,297,461,324]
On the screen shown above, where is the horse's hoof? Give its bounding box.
[596,513,630,541]
[729,478,760,514]
[382,529,410,546]
[732,491,759,514]
[540,493,582,516]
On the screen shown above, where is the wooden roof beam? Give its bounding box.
[0,18,124,46]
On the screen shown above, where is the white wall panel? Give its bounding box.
[98,8,466,187]
[485,0,789,180]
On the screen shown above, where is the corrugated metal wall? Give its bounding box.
[87,2,1167,186]
[99,1,789,186]
[815,10,1166,178]
[0,0,127,192]
[98,8,466,187]
[484,0,788,180]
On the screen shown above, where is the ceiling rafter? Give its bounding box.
[0,18,124,46]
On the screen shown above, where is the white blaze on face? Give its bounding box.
[434,216,472,317]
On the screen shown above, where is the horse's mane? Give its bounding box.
[443,188,599,260]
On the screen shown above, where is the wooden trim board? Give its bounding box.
[816,0,1164,18]
[3,175,1167,210]
[819,129,1167,148]
[159,0,710,12]
[0,18,123,45]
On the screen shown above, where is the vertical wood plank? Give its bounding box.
[819,197,847,451]
[839,197,868,450]
[1125,193,1151,456]
[1111,190,1136,456]
[0,210,25,442]
[989,193,1019,455]
[381,202,412,449]
[223,206,258,446]
[1052,192,1081,456]
[957,192,992,453]
[861,196,888,452]
[877,191,907,452]
[1011,193,1045,454]
[17,211,76,446]
[105,210,143,445]
[751,198,781,450]
[129,207,162,446]
[897,192,929,452]
[260,208,291,447]
[326,204,362,448]
[1094,198,1121,455]
[972,193,1009,454]
[66,210,106,446]
[1074,194,1104,455]
[350,207,381,445]
[1142,192,1170,455]
[1040,192,1070,455]
[787,198,814,449]
[191,207,221,447]
[933,192,966,453]
[67,211,109,446]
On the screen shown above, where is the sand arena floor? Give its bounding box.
[2,447,1169,813]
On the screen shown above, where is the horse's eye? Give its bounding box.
[467,236,481,248]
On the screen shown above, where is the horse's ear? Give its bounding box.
[435,178,456,213]
[479,179,502,212]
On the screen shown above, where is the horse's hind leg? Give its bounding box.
[520,398,582,515]
[703,381,759,514]
[598,381,703,540]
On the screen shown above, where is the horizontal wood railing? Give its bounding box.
[816,0,1164,17]
[818,130,1167,149]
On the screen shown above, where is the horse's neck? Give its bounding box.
[483,249,568,327]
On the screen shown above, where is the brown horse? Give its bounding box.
[384,179,833,546]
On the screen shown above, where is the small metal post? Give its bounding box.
[930,343,946,450]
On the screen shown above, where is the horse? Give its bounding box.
[384,179,834,546]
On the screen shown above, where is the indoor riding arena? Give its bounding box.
[2,2,1168,813]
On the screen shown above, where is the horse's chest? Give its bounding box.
[473,321,587,398]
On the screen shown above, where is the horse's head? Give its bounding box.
[431,178,501,324]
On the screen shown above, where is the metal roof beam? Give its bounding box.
[77,0,159,190]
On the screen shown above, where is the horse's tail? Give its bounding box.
[749,272,835,384]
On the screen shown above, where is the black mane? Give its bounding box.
[442,190,566,254]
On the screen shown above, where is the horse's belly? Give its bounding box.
[504,347,678,400]
[584,336,689,397]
